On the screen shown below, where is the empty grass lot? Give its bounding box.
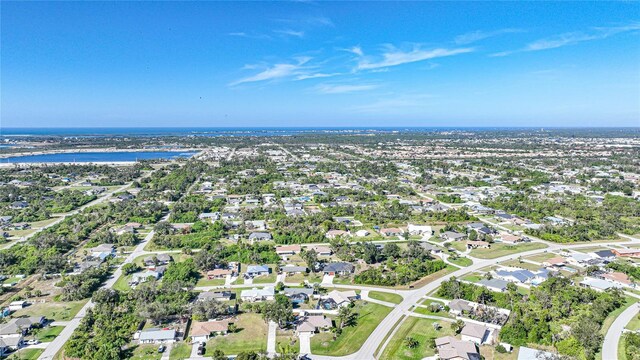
[367,291,403,304]
[169,342,192,359]
[129,344,161,360]
[379,317,454,360]
[310,302,391,356]
[13,300,87,321]
[205,313,268,355]
[469,242,548,259]
[7,348,44,360]
[35,326,64,342]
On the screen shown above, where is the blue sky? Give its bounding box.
[2,1,639,128]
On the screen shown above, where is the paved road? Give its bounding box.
[603,302,640,359]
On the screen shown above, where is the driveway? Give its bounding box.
[267,321,277,355]
[321,274,334,284]
[160,342,172,360]
[299,332,311,355]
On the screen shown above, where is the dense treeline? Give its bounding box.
[438,277,624,359]
[486,194,640,242]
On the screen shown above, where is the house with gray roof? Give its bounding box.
[477,278,509,292]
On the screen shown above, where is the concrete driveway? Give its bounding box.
[299,332,311,355]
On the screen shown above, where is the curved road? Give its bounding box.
[602,299,639,360]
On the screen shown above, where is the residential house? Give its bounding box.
[207,269,233,279]
[441,231,466,241]
[323,262,354,276]
[435,336,481,360]
[280,265,307,275]
[89,243,116,261]
[380,228,403,237]
[191,320,230,343]
[275,245,301,256]
[245,265,270,278]
[407,224,433,236]
[8,301,27,312]
[240,287,275,302]
[355,229,370,237]
[448,299,473,316]
[310,246,332,256]
[284,288,315,305]
[324,290,357,308]
[248,232,272,243]
[143,254,173,268]
[196,291,233,302]
[580,277,622,292]
[460,323,491,345]
[325,230,350,239]
[138,328,176,344]
[612,248,640,258]
[295,315,332,336]
[477,279,509,292]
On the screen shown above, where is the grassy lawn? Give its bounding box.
[12,300,87,321]
[368,291,403,304]
[480,345,519,360]
[276,328,300,354]
[526,252,558,263]
[469,242,548,259]
[379,316,454,360]
[332,276,355,285]
[7,348,44,360]
[448,256,472,267]
[625,313,640,331]
[449,241,467,253]
[252,274,277,284]
[285,273,306,284]
[113,273,132,291]
[461,274,483,282]
[195,278,226,287]
[169,342,192,359]
[310,302,391,356]
[35,326,64,342]
[499,259,542,271]
[205,313,268,355]
[412,305,453,318]
[129,344,161,360]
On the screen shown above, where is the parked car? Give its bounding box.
[158,345,165,353]
[27,339,40,345]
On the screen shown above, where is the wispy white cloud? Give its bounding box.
[274,29,305,38]
[350,93,434,113]
[273,16,334,28]
[295,72,341,80]
[228,32,272,40]
[491,23,640,56]
[315,83,379,94]
[356,46,473,70]
[454,28,522,45]
[230,57,313,86]
[346,46,363,56]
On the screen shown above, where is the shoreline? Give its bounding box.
[0,147,201,159]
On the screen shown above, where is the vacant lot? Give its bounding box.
[13,300,87,321]
[205,313,268,355]
[310,302,391,356]
[368,291,403,304]
[379,316,454,360]
[469,242,548,259]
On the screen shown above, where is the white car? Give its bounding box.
[27,339,40,345]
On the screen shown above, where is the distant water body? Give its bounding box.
[0,126,529,137]
[3,151,197,163]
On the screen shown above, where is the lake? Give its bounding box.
[2,151,197,163]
